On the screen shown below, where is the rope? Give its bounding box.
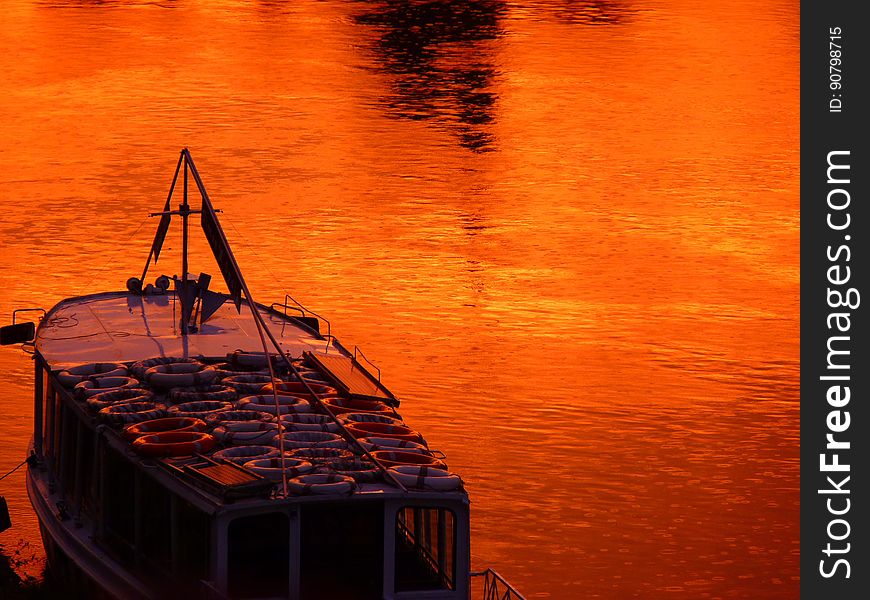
[0,458,28,482]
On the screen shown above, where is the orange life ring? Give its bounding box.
[370,450,447,470]
[132,431,215,457]
[123,417,207,441]
[321,397,392,416]
[388,465,462,491]
[357,436,431,455]
[261,381,339,398]
[344,422,424,443]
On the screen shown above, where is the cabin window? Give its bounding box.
[102,444,136,563]
[228,512,289,598]
[299,502,384,599]
[395,506,456,592]
[174,497,210,583]
[41,369,53,457]
[137,471,172,575]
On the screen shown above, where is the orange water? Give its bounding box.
[0,0,798,597]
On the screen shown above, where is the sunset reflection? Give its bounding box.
[0,1,798,598]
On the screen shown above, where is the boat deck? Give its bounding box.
[37,291,333,369]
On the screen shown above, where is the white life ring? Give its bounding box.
[57,362,128,387]
[167,400,233,419]
[388,465,462,491]
[212,445,279,464]
[357,436,431,455]
[98,401,168,425]
[205,410,274,428]
[145,363,217,388]
[212,422,279,445]
[339,412,404,426]
[237,394,312,416]
[279,413,340,433]
[86,388,154,411]
[272,431,347,450]
[169,385,237,403]
[243,457,314,481]
[74,376,140,399]
[131,357,202,380]
[286,473,357,495]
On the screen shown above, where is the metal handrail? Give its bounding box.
[353,345,381,382]
[470,568,526,600]
[280,293,332,340]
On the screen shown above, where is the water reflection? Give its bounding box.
[522,0,635,25]
[355,0,506,152]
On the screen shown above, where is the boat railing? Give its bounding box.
[470,568,527,600]
[353,345,381,382]
[272,293,333,342]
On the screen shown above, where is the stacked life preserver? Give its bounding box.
[222,374,275,395]
[243,457,314,482]
[369,450,447,470]
[237,394,312,416]
[144,362,218,388]
[286,473,356,496]
[273,431,347,450]
[57,362,127,387]
[324,458,380,483]
[339,412,404,426]
[261,381,339,399]
[132,431,215,458]
[357,436,431,455]
[343,421,425,444]
[86,388,154,412]
[169,385,237,404]
[320,397,393,416]
[279,413,340,433]
[123,417,207,441]
[212,445,280,465]
[130,357,202,380]
[167,401,233,420]
[205,410,274,428]
[75,376,140,399]
[99,401,168,425]
[289,447,353,466]
[387,465,462,491]
[211,421,279,446]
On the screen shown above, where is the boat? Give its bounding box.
[0,150,524,600]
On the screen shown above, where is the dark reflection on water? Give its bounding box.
[355,0,506,152]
